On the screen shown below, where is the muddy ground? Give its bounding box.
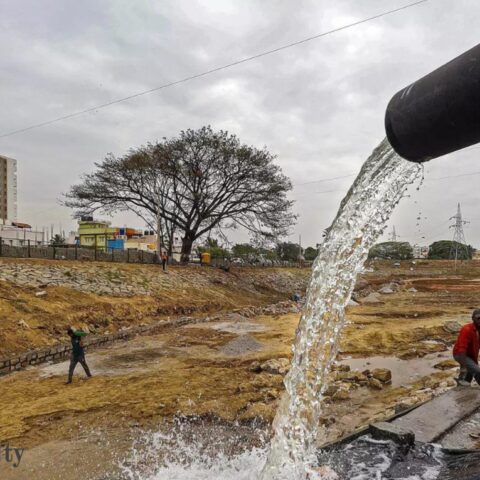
[1,259,479,479]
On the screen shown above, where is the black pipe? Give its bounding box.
[385,43,480,163]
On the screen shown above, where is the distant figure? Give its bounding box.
[161,252,168,271]
[66,327,92,384]
[453,309,480,386]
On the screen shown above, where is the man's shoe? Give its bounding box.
[455,378,471,387]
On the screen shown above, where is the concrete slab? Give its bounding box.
[370,422,415,446]
[392,387,480,443]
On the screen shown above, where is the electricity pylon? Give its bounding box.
[449,203,470,263]
[389,225,398,242]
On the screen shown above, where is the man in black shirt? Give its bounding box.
[66,327,92,384]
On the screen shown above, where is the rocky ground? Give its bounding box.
[0,258,479,480]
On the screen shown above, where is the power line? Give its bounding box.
[0,0,428,139]
[294,173,355,186]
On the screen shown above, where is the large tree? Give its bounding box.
[65,127,296,262]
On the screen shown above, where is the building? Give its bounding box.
[413,244,429,259]
[0,155,17,223]
[78,218,118,251]
[78,218,141,251]
[125,234,157,252]
[0,222,45,247]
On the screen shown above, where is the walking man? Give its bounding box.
[66,327,92,384]
[453,309,480,386]
[161,252,168,271]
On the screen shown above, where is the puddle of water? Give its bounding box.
[341,351,454,388]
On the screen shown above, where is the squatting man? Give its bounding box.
[453,309,480,385]
[0,443,24,468]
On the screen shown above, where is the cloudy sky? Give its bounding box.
[1,0,479,248]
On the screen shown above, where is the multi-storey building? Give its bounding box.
[0,155,17,223]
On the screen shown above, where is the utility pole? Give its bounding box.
[449,203,470,266]
[389,225,398,242]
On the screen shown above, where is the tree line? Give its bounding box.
[368,240,476,260]
[197,239,319,263]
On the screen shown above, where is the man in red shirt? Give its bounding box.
[453,309,480,386]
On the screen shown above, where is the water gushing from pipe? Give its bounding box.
[260,139,421,479]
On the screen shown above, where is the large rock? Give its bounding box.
[372,368,392,384]
[368,377,383,390]
[259,358,290,375]
[335,370,368,385]
[361,292,383,304]
[332,388,350,401]
[433,359,458,370]
[370,422,415,446]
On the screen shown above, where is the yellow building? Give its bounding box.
[78,219,117,251]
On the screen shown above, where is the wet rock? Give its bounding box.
[397,396,421,410]
[361,292,383,304]
[443,320,463,334]
[335,370,368,385]
[378,283,398,294]
[259,358,290,375]
[332,364,350,372]
[323,384,339,397]
[370,421,415,446]
[248,361,262,373]
[433,359,458,370]
[372,368,392,384]
[332,388,350,401]
[368,377,383,390]
[407,287,418,293]
[237,402,275,424]
[35,291,47,297]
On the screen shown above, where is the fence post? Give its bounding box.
[52,245,56,260]
[27,240,31,258]
[127,248,130,263]
[94,244,97,261]
[75,245,78,260]
[0,237,2,257]
[141,250,144,263]
[112,249,114,262]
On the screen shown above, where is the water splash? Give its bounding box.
[118,418,268,480]
[260,139,421,479]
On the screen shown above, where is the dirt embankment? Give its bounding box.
[0,258,309,357]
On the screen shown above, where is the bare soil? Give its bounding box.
[1,259,479,480]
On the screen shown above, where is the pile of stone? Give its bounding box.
[323,365,393,401]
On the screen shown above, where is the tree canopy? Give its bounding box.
[304,246,318,261]
[64,127,296,261]
[276,242,302,262]
[428,240,474,260]
[368,241,413,260]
